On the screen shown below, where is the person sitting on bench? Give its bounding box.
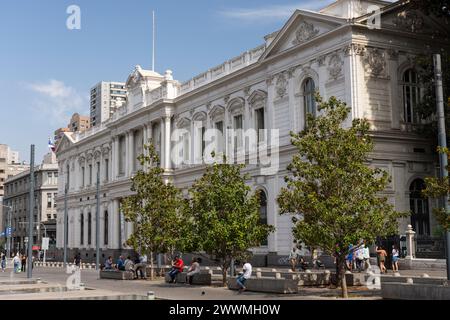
[168,255,184,283]
[116,256,125,271]
[186,257,201,285]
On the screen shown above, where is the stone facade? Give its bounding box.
[3,153,58,254]
[55,0,450,262]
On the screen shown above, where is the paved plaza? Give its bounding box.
[0,265,445,300]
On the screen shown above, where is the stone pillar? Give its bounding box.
[164,116,172,170]
[405,224,416,259]
[129,130,135,175]
[113,137,119,180]
[124,131,130,176]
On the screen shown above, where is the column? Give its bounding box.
[128,130,135,175]
[114,137,119,180]
[164,116,172,170]
[160,118,165,168]
[124,132,129,176]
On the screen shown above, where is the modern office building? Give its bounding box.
[55,0,450,263]
[90,82,127,127]
[0,144,28,197]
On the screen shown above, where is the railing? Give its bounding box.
[415,235,446,259]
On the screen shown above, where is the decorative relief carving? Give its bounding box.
[224,94,230,104]
[102,145,111,156]
[265,75,275,86]
[394,11,424,33]
[364,48,386,77]
[206,102,212,111]
[317,55,326,67]
[327,53,343,80]
[387,49,399,60]
[287,66,297,78]
[94,149,102,160]
[78,156,85,165]
[243,86,251,97]
[343,43,366,56]
[275,72,288,99]
[292,20,320,45]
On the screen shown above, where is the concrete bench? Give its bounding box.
[100,270,134,280]
[227,276,298,294]
[165,271,212,285]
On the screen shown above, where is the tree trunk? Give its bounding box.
[222,267,228,287]
[150,251,154,280]
[339,258,348,298]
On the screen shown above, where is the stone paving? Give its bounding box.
[0,265,445,300]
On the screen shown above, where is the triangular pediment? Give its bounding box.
[55,132,75,154]
[259,10,346,61]
[356,1,450,38]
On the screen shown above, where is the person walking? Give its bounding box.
[236,261,252,293]
[391,245,400,272]
[346,244,354,271]
[1,252,6,272]
[288,246,301,271]
[21,254,26,273]
[73,252,81,270]
[13,253,20,273]
[363,242,371,271]
[376,246,387,273]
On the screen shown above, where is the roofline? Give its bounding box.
[319,0,395,13]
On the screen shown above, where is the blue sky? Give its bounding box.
[0,0,336,162]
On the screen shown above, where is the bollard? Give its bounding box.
[79,283,85,290]
[147,291,155,300]
[422,273,430,278]
[256,272,262,278]
[271,268,277,272]
[324,270,331,274]
[275,272,281,279]
[394,272,401,277]
[256,268,262,272]
[305,269,312,273]
[406,277,414,284]
[36,278,42,283]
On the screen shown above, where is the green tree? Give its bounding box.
[277,95,406,298]
[187,156,275,286]
[121,142,185,280]
[422,147,450,230]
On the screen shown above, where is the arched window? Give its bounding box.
[104,210,108,245]
[80,213,84,245]
[402,69,421,124]
[303,78,316,120]
[259,190,268,246]
[88,212,92,245]
[409,179,430,236]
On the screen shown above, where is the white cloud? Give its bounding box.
[27,80,87,126]
[220,1,335,22]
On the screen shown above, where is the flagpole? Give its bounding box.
[152,10,155,72]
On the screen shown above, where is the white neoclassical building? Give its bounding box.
[56,0,450,263]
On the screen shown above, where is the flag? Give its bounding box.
[48,138,56,152]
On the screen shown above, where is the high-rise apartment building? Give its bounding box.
[0,144,29,197]
[90,82,127,126]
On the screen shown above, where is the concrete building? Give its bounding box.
[68,113,90,133]
[90,82,127,127]
[3,153,58,255]
[55,0,450,263]
[0,144,28,197]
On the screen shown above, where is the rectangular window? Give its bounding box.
[47,193,52,208]
[234,115,243,154]
[255,108,265,142]
[89,165,93,185]
[119,135,126,174]
[54,193,57,208]
[104,211,108,245]
[81,167,85,187]
[104,159,109,181]
[88,213,92,245]
[80,213,84,245]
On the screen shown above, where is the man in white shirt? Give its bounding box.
[363,242,371,271]
[237,262,252,293]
